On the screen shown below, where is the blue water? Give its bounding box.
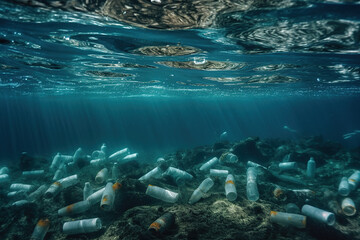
[0,0,360,161]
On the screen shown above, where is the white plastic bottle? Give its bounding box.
[199,157,219,171]
[73,148,84,163]
[348,170,360,190]
[341,198,356,216]
[50,153,61,173]
[30,218,50,240]
[58,200,91,216]
[87,187,105,205]
[95,168,109,184]
[188,178,214,204]
[163,167,193,185]
[138,166,163,182]
[278,162,298,171]
[109,148,129,161]
[225,174,237,201]
[122,153,138,161]
[210,169,229,178]
[246,167,259,201]
[112,163,120,180]
[146,185,179,203]
[100,182,122,211]
[270,211,306,228]
[83,182,93,201]
[338,177,350,196]
[306,157,316,179]
[10,183,34,192]
[63,218,102,235]
[220,153,238,163]
[301,204,335,226]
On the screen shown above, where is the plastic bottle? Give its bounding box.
[90,158,104,167]
[95,168,109,184]
[225,174,237,201]
[148,212,175,233]
[306,157,316,179]
[189,178,214,204]
[100,143,107,157]
[270,211,306,228]
[279,162,298,171]
[210,169,229,178]
[44,175,78,198]
[348,170,360,190]
[30,218,50,240]
[7,191,27,199]
[73,148,84,163]
[50,153,61,173]
[0,166,9,175]
[199,157,219,171]
[0,174,10,183]
[338,177,350,196]
[12,199,31,207]
[112,163,120,180]
[63,218,102,235]
[341,198,356,216]
[92,150,105,160]
[28,185,47,202]
[139,166,163,182]
[146,185,179,203]
[122,153,138,161]
[220,131,228,142]
[246,167,259,201]
[100,182,120,211]
[22,170,45,178]
[10,183,34,192]
[301,204,335,226]
[52,164,65,181]
[58,200,91,216]
[87,187,105,205]
[83,182,93,201]
[109,148,129,161]
[220,152,238,163]
[163,167,193,185]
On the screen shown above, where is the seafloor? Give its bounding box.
[1,136,359,240]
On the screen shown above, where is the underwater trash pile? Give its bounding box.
[0,135,360,240]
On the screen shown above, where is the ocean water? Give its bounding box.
[0,0,359,162]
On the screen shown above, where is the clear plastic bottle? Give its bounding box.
[100,182,122,211]
[278,162,298,171]
[63,218,102,235]
[338,177,350,196]
[73,147,84,163]
[246,167,259,201]
[270,211,306,228]
[220,153,238,163]
[225,174,237,201]
[341,198,356,216]
[163,167,193,185]
[188,178,214,204]
[146,185,179,203]
[306,157,316,179]
[112,163,120,180]
[109,148,129,161]
[28,184,47,202]
[87,187,105,205]
[301,204,335,226]
[22,170,45,178]
[348,170,360,190]
[83,182,93,201]
[139,166,163,182]
[122,153,138,161]
[210,169,229,178]
[30,218,50,240]
[199,157,219,171]
[10,183,34,192]
[95,168,109,184]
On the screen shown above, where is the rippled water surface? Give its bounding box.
[0,0,359,97]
